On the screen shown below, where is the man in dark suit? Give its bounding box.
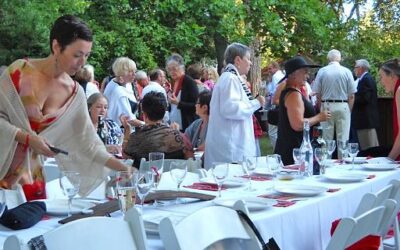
[351,59,380,150]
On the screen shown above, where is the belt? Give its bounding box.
[322,99,348,103]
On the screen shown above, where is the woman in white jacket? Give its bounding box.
[204,43,265,169]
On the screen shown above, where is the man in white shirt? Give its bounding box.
[312,49,356,157]
[266,61,285,150]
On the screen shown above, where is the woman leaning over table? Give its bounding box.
[379,58,400,160]
[274,56,331,165]
[204,42,265,169]
[0,15,129,198]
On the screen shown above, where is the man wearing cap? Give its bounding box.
[274,56,330,165]
[351,59,379,150]
[312,49,356,157]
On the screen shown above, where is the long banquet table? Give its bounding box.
[1,158,400,250]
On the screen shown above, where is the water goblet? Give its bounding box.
[242,156,257,192]
[149,152,165,189]
[267,155,280,188]
[136,171,153,213]
[337,140,349,161]
[314,148,328,174]
[116,171,137,215]
[292,148,305,175]
[169,161,188,190]
[59,171,80,217]
[326,140,336,159]
[212,163,229,198]
[348,143,360,170]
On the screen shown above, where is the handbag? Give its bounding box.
[267,106,279,126]
[236,210,281,250]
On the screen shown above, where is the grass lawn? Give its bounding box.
[260,134,274,155]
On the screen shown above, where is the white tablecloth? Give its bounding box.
[2,160,400,250]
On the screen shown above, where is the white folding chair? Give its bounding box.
[4,206,147,250]
[382,180,400,250]
[327,200,397,250]
[159,206,262,250]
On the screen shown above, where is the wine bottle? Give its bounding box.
[311,126,326,175]
[97,115,108,144]
[300,120,313,177]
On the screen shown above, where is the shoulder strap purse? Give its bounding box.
[236,210,281,250]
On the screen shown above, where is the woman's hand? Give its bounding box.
[29,134,56,157]
[170,122,180,130]
[256,95,266,107]
[168,93,179,105]
[120,115,131,132]
[106,144,122,155]
[318,110,331,122]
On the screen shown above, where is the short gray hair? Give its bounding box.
[135,70,148,80]
[355,59,370,70]
[224,42,250,65]
[327,49,341,62]
[166,53,185,71]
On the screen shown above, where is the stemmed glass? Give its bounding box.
[149,152,164,189]
[212,163,229,198]
[267,155,280,187]
[116,171,137,215]
[314,148,328,174]
[59,171,80,217]
[326,140,336,159]
[242,156,257,192]
[348,143,360,170]
[292,148,305,175]
[337,140,349,161]
[136,171,153,213]
[169,161,188,190]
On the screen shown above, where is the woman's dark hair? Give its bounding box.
[187,63,203,80]
[141,91,167,121]
[381,58,400,77]
[198,90,212,115]
[50,15,93,54]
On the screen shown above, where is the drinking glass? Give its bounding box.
[212,163,229,198]
[348,143,360,170]
[326,140,336,159]
[0,189,6,217]
[149,152,165,189]
[59,171,80,217]
[337,140,349,160]
[314,148,328,174]
[116,171,137,214]
[169,161,188,190]
[242,156,257,191]
[292,148,305,175]
[267,155,280,172]
[136,171,153,213]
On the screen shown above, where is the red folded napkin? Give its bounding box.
[236,175,272,181]
[331,219,381,250]
[184,182,227,191]
[327,188,341,193]
[366,156,374,160]
[282,164,300,170]
[273,200,296,207]
[367,175,376,179]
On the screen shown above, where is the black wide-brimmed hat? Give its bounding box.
[278,56,320,83]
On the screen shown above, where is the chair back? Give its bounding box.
[159,206,261,250]
[4,207,147,250]
[327,204,387,250]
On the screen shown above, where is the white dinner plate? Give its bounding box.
[367,157,396,164]
[199,177,246,188]
[362,164,398,171]
[213,197,275,211]
[274,184,327,197]
[343,157,367,164]
[323,172,368,183]
[36,199,94,215]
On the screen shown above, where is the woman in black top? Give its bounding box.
[274,57,331,165]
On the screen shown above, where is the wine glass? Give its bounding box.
[169,161,188,190]
[242,156,257,192]
[348,143,360,170]
[136,171,153,213]
[314,148,328,174]
[116,171,137,214]
[212,163,229,198]
[326,140,336,159]
[267,155,280,188]
[337,140,348,161]
[292,148,305,175]
[149,152,164,189]
[59,171,80,217]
